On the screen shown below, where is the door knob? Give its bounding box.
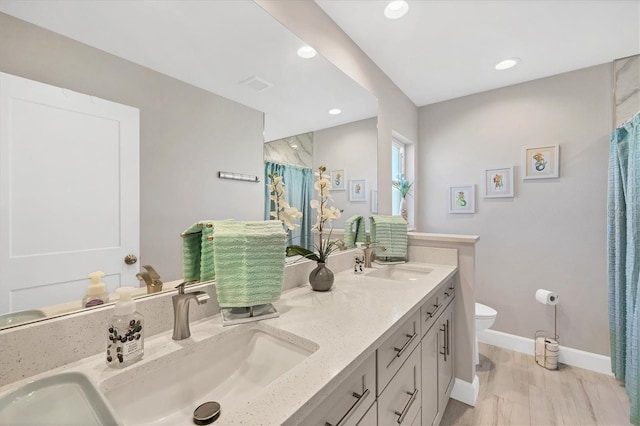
[124,254,138,265]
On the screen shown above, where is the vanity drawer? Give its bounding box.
[377,345,421,426]
[421,277,455,337]
[300,352,376,426]
[377,310,420,395]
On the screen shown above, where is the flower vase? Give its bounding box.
[309,262,334,292]
[400,197,408,222]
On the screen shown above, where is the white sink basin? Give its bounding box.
[0,372,119,425]
[101,324,318,425]
[366,264,433,281]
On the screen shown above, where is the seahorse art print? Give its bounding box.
[533,152,547,171]
[456,191,467,207]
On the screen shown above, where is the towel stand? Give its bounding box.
[220,303,280,326]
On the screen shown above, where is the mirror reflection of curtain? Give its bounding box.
[608,111,639,426]
[264,161,313,250]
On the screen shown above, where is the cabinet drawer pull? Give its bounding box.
[394,388,419,424]
[426,303,441,318]
[393,332,417,358]
[325,388,370,426]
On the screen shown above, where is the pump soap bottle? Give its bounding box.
[107,287,144,368]
[83,271,109,308]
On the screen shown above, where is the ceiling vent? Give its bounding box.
[239,75,273,91]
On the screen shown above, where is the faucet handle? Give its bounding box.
[176,282,187,294]
[142,265,162,282]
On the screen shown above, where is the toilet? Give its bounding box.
[475,302,497,365]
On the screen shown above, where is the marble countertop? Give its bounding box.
[0,261,457,425]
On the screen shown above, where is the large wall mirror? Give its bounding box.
[0,1,377,329]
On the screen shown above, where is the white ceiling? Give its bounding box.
[317,0,640,106]
[0,0,377,142]
[2,0,638,128]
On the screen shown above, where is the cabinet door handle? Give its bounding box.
[446,319,450,356]
[325,388,370,426]
[394,388,419,424]
[439,325,447,361]
[393,332,417,358]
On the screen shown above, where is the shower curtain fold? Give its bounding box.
[608,111,640,426]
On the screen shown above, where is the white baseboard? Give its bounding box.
[478,329,613,376]
[450,375,479,406]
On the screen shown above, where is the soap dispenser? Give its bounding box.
[83,271,109,308]
[354,243,365,274]
[106,287,144,368]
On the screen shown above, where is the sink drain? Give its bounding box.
[193,401,221,425]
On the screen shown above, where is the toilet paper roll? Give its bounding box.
[535,289,559,305]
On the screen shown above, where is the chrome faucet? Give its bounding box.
[172,282,210,340]
[363,238,386,268]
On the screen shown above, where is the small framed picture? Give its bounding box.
[449,185,475,214]
[331,169,346,190]
[523,145,559,180]
[349,179,367,202]
[371,190,378,213]
[483,167,514,198]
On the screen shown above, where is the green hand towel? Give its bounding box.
[213,220,286,308]
[370,215,408,259]
[344,215,363,248]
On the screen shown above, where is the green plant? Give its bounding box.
[393,175,413,199]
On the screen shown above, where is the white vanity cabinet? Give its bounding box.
[296,274,456,426]
[421,286,455,426]
[299,352,376,426]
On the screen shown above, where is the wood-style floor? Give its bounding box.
[441,343,632,426]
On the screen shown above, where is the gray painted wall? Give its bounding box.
[418,64,613,355]
[0,13,265,281]
[314,117,378,229]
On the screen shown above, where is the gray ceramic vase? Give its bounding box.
[309,262,334,292]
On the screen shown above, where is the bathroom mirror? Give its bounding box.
[0,1,377,329]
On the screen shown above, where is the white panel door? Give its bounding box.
[0,72,139,314]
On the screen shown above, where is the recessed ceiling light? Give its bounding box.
[328,108,342,115]
[297,46,317,59]
[495,58,520,70]
[384,1,409,19]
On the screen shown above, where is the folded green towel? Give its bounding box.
[181,220,221,282]
[370,215,408,259]
[213,220,286,308]
[344,215,366,248]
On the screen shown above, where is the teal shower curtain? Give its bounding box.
[264,161,313,250]
[608,111,640,425]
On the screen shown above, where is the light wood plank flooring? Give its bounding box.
[441,343,632,426]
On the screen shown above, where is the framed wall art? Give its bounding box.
[483,167,514,198]
[449,184,475,213]
[523,145,559,179]
[330,169,346,190]
[349,179,367,202]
